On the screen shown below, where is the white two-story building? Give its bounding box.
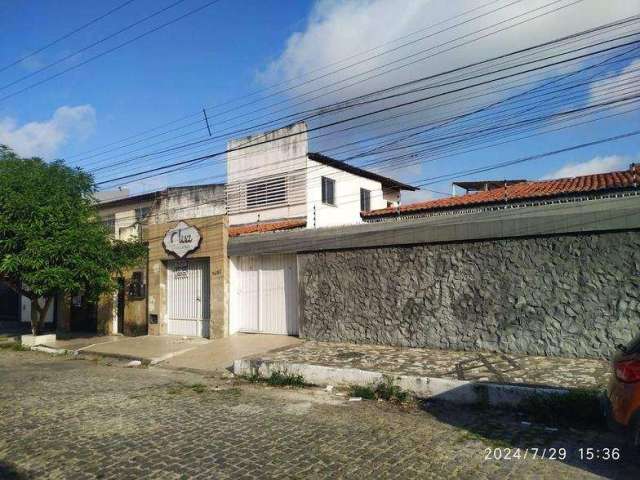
[227,121,417,336]
[226,121,416,229]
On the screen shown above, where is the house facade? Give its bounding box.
[65,184,227,338]
[226,121,417,336]
[226,121,416,229]
[228,165,640,358]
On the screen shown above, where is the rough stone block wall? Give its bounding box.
[298,231,640,359]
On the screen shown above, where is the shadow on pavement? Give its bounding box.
[422,388,640,480]
[0,461,31,480]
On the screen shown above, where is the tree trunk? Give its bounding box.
[30,297,52,336]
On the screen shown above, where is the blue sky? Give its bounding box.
[1,0,639,202]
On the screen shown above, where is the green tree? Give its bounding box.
[0,146,146,335]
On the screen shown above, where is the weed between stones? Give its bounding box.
[348,375,411,403]
[0,343,29,352]
[242,369,307,388]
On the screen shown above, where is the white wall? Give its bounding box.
[152,185,226,224]
[21,297,54,324]
[305,159,387,228]
[100,199,154,241]
[227,122,308,225]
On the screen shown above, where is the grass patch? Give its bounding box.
[519,388,605,428]
[243,372,262,383]
[190,383,206,394]
[241,369,307,388]
[374,375,410,402]
[348,375,412,403]
[167,383,208,395]
[267,370,306,387]
[0,342,29,352]
[348,384,376,400]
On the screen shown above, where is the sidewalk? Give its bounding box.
[38,333,302,371]
[160,333,302,372]
[232,340,615,406]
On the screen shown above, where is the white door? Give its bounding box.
[232,254,298,335]
[167,259,210,337]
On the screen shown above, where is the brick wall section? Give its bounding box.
[298,231,640,359]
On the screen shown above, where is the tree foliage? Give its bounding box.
[0,146,146,334]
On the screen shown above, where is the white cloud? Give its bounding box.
[402,188,435,203]
[263,0,639,102]
[542,155,630,179]
[0,105,96,159]
[261,0,640,159]
[588,58,640,108]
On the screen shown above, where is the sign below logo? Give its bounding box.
[163,221,201,258]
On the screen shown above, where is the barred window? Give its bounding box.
[103,214,116,235]
[246,177,286,208]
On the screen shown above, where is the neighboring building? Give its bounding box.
[362,164,640,221]
[67,184,226,337]
[227,164,640,358]
[227,121,417,336]
[226,121,417,230]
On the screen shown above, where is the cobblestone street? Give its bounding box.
[0,349,638,479]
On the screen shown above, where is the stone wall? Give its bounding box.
[298,231,640,359]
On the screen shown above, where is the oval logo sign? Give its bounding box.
[163,221,201,258]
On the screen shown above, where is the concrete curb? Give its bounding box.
[233,359,569,407]
[26,341,205,368]
[75,350,151,365]
[30,345,68,355]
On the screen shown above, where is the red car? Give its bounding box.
[607,333,640,449]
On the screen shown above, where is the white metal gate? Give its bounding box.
[167,259,210,337]
[231,254,298,335]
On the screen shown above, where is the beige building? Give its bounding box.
[147,216,228,339]
[67,184,228,338]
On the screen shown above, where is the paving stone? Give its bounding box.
[256,340,611,389]
[0,350,637,479]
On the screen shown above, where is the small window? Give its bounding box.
[360,188,371,212]
[135,206,150,223]
[103,214,116,235]
[321,177,335,205]
[246,177,286,208]
[127,271,146,299]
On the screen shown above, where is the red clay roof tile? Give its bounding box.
[363,164,640,218]
[229,218,306,237]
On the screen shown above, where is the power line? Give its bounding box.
[92,51,640,184]
[94,35,640,185]
[0,0,223,103]
[63,0,521,160]
[0,0,138,75]
[71,0,587,166]
[102,101,640,229]
[419,129,640,186]
[86,22,640,175]
[85,16,640,176]
[94,82,640,210]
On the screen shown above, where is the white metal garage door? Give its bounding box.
[232,254,298,335]
[167,259,210,337]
